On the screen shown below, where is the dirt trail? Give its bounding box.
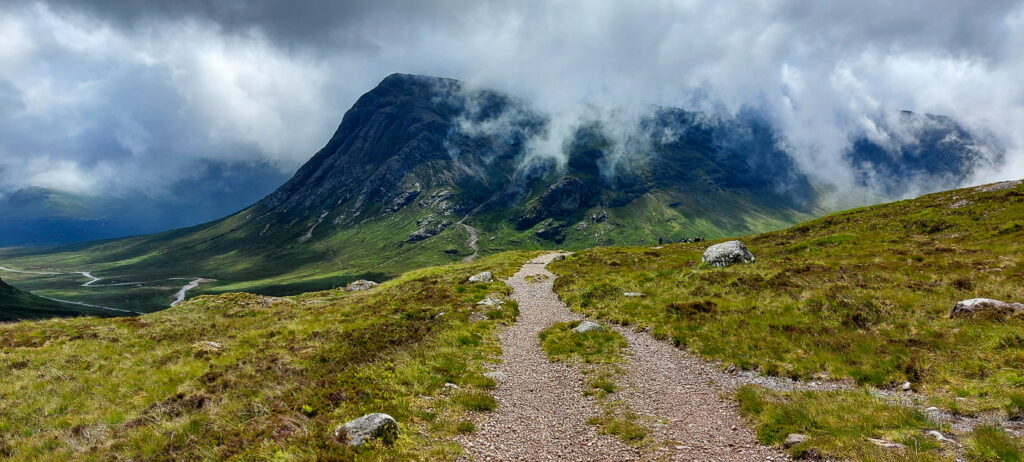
[460,222,480,262]
[458,252,638,461]
[460,253,786,461]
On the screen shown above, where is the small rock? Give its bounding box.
[900,381,912,391]
[926,430,954,443]
[949,199,972,209]
[867,438,904,449]
[346,280,378,291]
[950,298,1024,319]
[193,341,223,351]
[477,298,504,307]
[443,383,460,390]
[572,320,606,334]
[783,433,808,448]
[468,271,493,283]
[483,371,507,382]
[701,240,755,268]
[623,292,645,298]
[335,413,398,446]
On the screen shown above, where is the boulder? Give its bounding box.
[623,292,645,298]
[950,298,1024,319]
[468,271,493,283]
[347,280,378,291]
[335,413,399,446]
[783,433,808,448]
[572,320,606,334]
[926,430,954,443]
[701,240,755,268]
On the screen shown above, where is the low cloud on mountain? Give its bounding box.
[1,0,1023,201]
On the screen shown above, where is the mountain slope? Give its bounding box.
[0,161,290,247]
[0,277,79,321]
[0,73,992,315]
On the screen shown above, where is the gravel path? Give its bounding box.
[614,328,788,460]
[460,253,787,461]
[458,252,639,461]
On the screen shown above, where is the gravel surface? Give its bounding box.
[458,252,639,461]
[614,328,788,461]
[459,253,788,461]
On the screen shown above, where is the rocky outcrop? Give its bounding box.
[516,176,594,229]
[533,219,565,242]
[418,189,460,216]
[950,298,1024,319]
[572,320,606,333]
[976,180,1021,193]
[346,280,379,291]
[406,215,450,242]
[335,413,399,446]
[701,240,755,268]
[468,271,493,283]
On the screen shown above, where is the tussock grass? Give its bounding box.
[0,251,540,460]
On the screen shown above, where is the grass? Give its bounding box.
[0,250,539,461]
[967,426,1024,461]
[548,181,1024,458]
[538,321,628,364]
[537,321,651,446]
[736,385,948,460]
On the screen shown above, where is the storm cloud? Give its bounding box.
[1,0,1023,201]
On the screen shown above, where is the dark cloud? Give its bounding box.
[0,0,1023,203]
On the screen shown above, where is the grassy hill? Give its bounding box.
[549,179,1024,460]
[0,250,539,460]
[0,277,93,322]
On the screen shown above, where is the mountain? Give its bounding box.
[0,160,290,247]
[0,277,75,321]
[0,73,992,315]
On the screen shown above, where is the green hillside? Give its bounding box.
[549,179,1024,459]
[0,251,539,460]
[0,277,94,322]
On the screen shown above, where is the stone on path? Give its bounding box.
[572,320,606,333]
[483,371,507,382]
[783,433,808,448]
[702,240,755,268]
[335,413,398,446]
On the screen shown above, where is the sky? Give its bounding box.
[1,0,1023,202]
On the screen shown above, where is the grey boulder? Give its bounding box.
[468,271,493,283]
[347,280,379,291]
[950,298,1024,319]
[702,240,755,268]
[783,433,808,448]
[483,371,507,382]
[335,413,399,446]
[572,320,606,334]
